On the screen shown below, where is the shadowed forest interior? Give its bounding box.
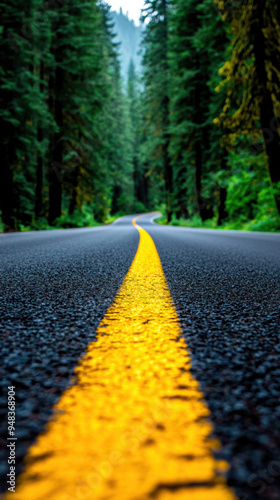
[1,0,280,232]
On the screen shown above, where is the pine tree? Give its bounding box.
[47,0,107,223]
[127,59,146,205]
[142,0,173,222]
[98,3,134,218]
[0,0,46,229]
[196,0,231,225]
[110,61,134,215]
[168,0,228,221]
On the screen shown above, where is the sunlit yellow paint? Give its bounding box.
[7,217,236,500]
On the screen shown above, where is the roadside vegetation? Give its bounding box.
[1,0,280,232]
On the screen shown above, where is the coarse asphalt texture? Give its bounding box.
[0,213,280,499]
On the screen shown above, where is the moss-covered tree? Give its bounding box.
[215,0,280,213]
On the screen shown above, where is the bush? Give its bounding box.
[53,207,99,229]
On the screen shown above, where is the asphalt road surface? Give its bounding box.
[0,214,280,499]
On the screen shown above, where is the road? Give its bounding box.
[0,214,280,499]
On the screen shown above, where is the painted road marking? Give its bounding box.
[7,217,236,500]
[149,212,161,224]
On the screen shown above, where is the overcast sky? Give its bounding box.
[109,0,145,25]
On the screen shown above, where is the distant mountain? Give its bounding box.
[111,8,144,81]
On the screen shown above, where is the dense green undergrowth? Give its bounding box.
[156,211,280,233]
[157,215,280,233]
[0,208,120,233]
[2,205,280,233]
[0,204,154,233]
[156,158,280,233]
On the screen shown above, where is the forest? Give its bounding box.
[1,0,280,232]
[112,8,143,78]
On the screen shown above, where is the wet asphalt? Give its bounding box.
[0,214,280,499]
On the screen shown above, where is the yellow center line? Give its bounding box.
[7,217,236,500]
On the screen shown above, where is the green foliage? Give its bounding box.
[168,0,229,222]
[165,215,280,232]
[225,149,280,225]
[141,0,173,221]
[53,207,99,229]
[1,0,280,233]
[141,0,280,229]
[0,1,146,232]
[214,0,280,213]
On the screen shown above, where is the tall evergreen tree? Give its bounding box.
[109,61,134,216]
[168,0,226,221]
[0,0,45,229]
[48,0,107,223]
[98,4,134,217]
[142,0,173,222]
[127,59,146,205]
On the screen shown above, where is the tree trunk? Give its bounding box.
[111,184,121,215]
[162,0,173,223]
[35,126,44,219]
[35,62,45,219]
[253,0,280,213]
[143,164,149,207]
[194,60,204,220]
[218,188,228,225]
[163,132,173,223]
[133,154,142,203]
[195,137,203,214]
[48,45,63,224]
[217,154,229,225]
[260,93,280,214]
[69,163,80,215]
[1,127,15,230]
[194,70,213,222]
